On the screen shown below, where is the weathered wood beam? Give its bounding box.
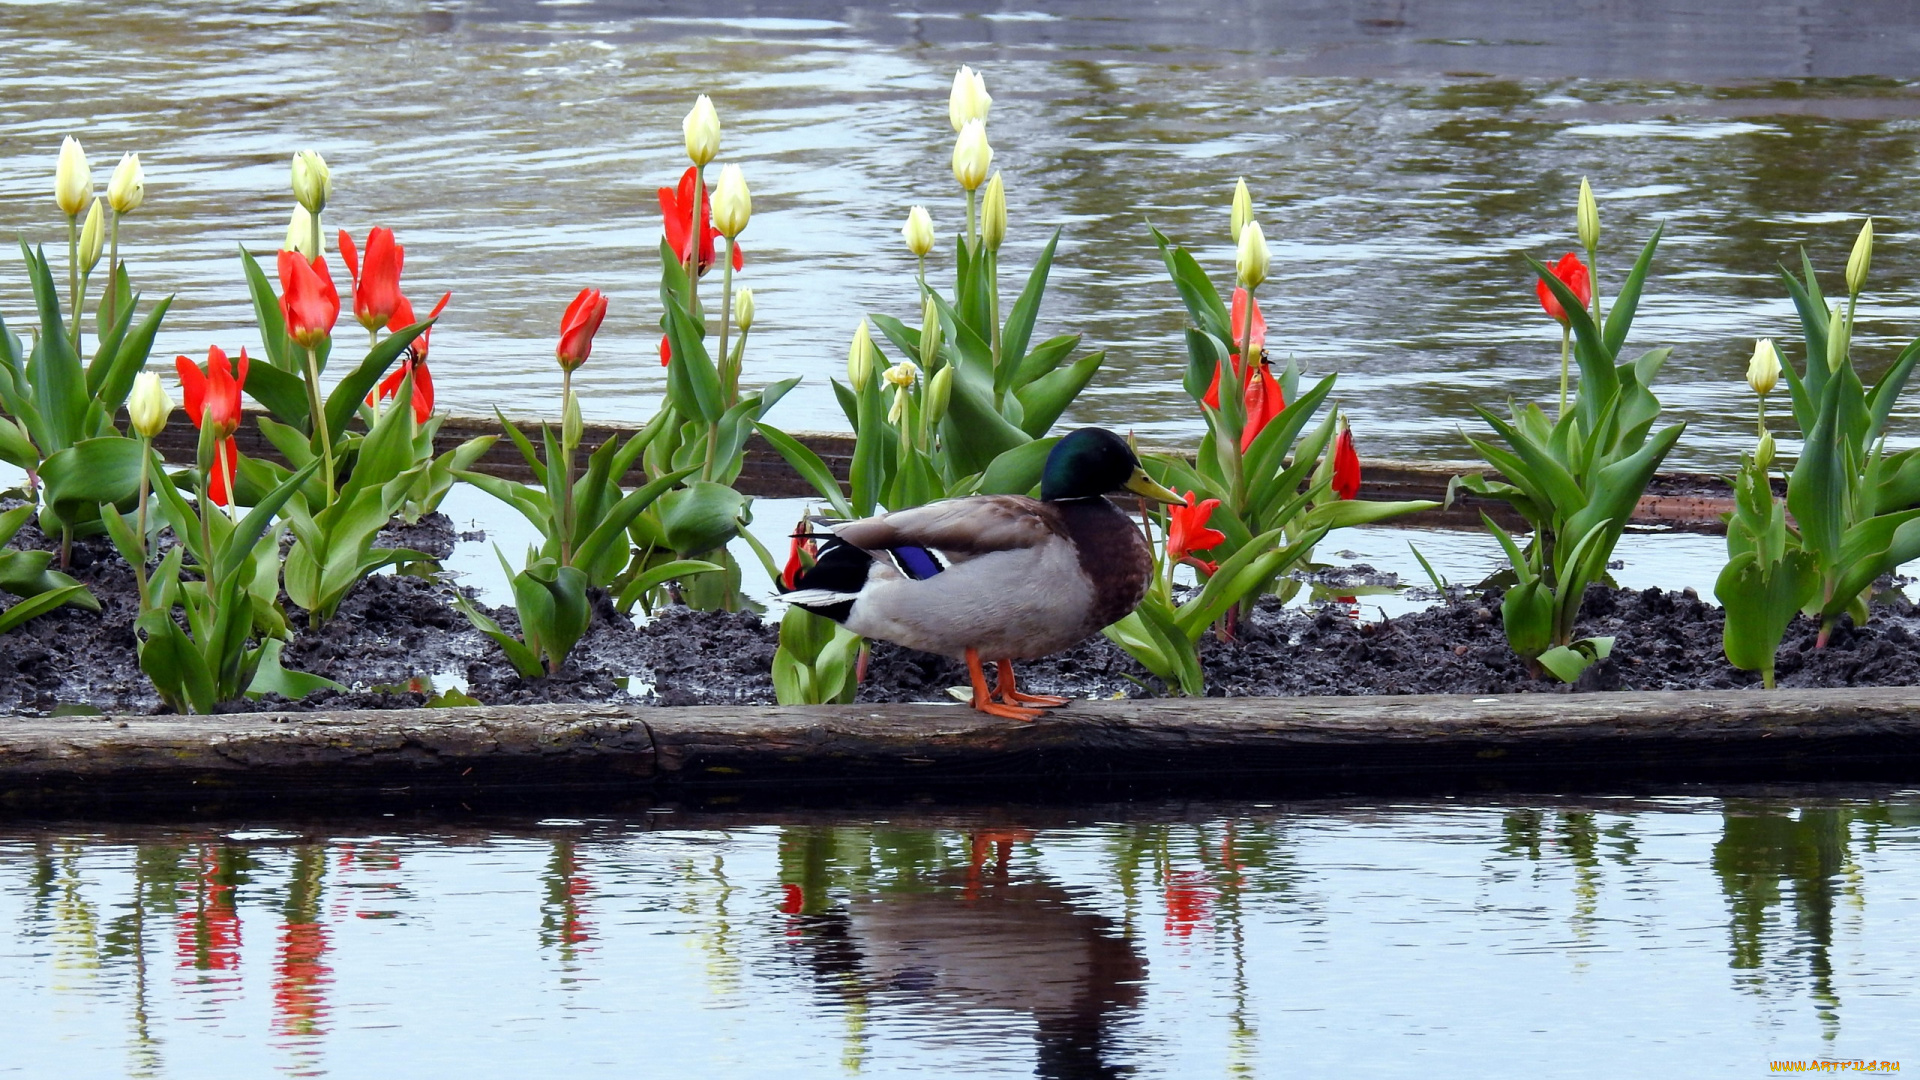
[4,687,1916,805]
[148,410,1737,532]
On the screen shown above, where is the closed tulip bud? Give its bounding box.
[947,65,991,133]
[1576,177,1599,252]
[926,365,953,426]
[562,386,584,450]
[1236,220,1269,290]
[711,164,750,237]
[1230,177,1253,243]
[902,205,935,257]
[127,370,174,438]
[1756,429,1776,472]
[1827,304,1849,373]
[920,296,943,366]
[290,150,331,215]
[1847,217,1873,297]
[78,199,106,274]
[54,136,91,217]
[848,319,876,392]
[1747,338,1781,396]
[684,95,721,168]
[126,368,173,438]
[952,119,992,192]
[283,205,318,259]
[108,152,145,214]
[980,172,1006,252]
[734,287,754,332]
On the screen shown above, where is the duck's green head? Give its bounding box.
[1041,428,1182,504]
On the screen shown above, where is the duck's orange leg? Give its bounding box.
[967,648,1042,721]
[995,659,1069,708]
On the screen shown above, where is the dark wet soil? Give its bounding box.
[6,522,1920,715]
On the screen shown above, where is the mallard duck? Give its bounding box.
[781,427,1181,720]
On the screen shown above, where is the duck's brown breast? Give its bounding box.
[1053,497,1153,634]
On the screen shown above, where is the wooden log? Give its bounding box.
[4,687,1918,806]
[149,410,1739,533]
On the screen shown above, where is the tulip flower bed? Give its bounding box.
[8,68,1920,722]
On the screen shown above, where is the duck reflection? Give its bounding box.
[785,830,1145,1080]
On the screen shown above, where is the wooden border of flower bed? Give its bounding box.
[4,688,1918,806]
[147,412,1745,534]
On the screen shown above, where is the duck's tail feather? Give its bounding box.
[780,533,870,623]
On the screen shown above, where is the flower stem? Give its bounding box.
[686,167,704,311]
[103,212,121,338]
[66,214,80,353]
[988,252,1002,404]
[134,438,152,608]
[303,345,336,506]
[558,367,576,564]
[308,211,323,267]
[716,251,735,406]
[965,188,978,256]
[1585,241,1604,335]
[1558,324,1571,419]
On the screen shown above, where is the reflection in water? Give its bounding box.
[1712,804,1861,1041]
[785,828,1144,1079]
[1,798,1916,1076]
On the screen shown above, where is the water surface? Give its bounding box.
[3,792,1916,1077]
[6,2,1920,469]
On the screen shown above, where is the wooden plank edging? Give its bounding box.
[4,687,1918,802]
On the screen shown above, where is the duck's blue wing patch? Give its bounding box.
[890,545,944,580]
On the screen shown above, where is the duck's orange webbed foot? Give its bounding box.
[967,648,1043,721]
[996,659,1069,708]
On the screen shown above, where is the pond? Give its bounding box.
[5,1,1920,470]
[4,791,1916,1077]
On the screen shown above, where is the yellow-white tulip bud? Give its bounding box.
[952,119,992,192]
[1230,177,1253,243]
[55,136,91,217]
[78,199,106,274]
[926,365,953,426]
[1827,304,1849,373]
[1236,220,1269,290]
[1747,338,1781,396]
[1576,177,1599,252]
[920,295,943,366]
[980,172,1006,252]
[711,163,750,237]
[902,205,935,258]
[127,370,173,438]
[108,152,145,214]
[684,94,721,168]
[1847,217,1873,297]
[848,319,877,392]
[947,65,991,133]
[283,204,318,259]
[290,150,330,215]
[733,287,754,332]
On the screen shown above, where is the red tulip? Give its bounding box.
[659,334,672,367]
[277,250,340,349]
[1167,490,1226,574]
[781,526,819,591]
[338,227,405,333]
[371,291,450,423]
[1203,288,1268,410]
[1535,252,1592,326]
[659,166,744,278]
[780,883,804,915]
[557,288,609,370]
[1332,423,1361,501]
[175,345,250,506]
[1240,359,1286,452]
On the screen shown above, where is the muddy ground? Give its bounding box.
[5,513,1920,715]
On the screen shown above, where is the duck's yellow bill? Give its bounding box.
[1124,467,1182,505]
